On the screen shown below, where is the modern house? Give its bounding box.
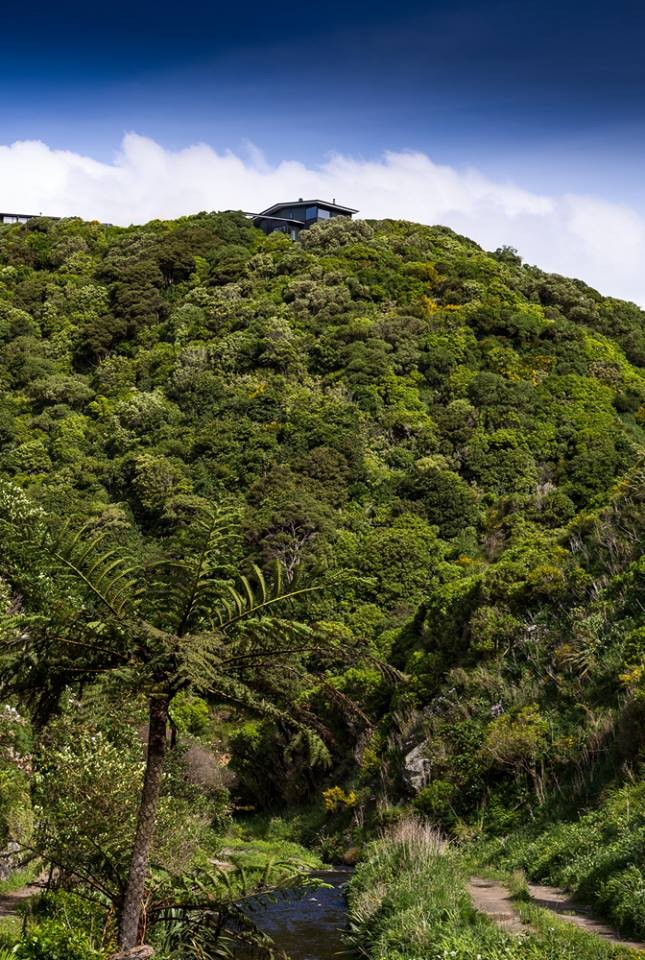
[0,212,63,225]
[0,212,36,225]
[250,199,358,240]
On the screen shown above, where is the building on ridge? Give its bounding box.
[0,213,36,225]
[1,212,64,225]
[250,198,358,240]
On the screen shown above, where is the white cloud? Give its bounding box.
[1,133,644,306]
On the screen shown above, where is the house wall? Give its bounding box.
[271,205,345,223]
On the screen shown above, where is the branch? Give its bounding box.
[218,643,325,667]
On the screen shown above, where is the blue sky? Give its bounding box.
[1,0,644,300]
[3,0,644,185]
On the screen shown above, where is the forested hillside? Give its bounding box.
[0,212,643,955]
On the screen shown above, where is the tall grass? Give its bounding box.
[479,781,645,938]
[346,817,640,960]
[383,817,447,858]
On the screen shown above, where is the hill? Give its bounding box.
[0,212,643,951]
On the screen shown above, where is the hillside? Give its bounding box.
[0,212,643,956]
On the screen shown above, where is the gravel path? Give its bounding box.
[468,876,529,935]
[469,875,644,952]
[526,881,645,952]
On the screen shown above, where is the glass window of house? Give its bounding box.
[305,206,318,220]
[317,208,330,219]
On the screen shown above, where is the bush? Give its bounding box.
[14,919,104,960]
[169,692,211,737]
[413,780,455,821]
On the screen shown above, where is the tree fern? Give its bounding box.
[2,498,367,951]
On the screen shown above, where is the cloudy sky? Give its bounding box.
[2,0,644,303]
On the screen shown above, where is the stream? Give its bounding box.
[236,868,354,960]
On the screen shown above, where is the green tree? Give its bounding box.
[1,499,348,951]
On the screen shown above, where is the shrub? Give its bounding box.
[13,919,104,960]
[322,785,358,813]
[169,692,211,737]
[413,780,455,821]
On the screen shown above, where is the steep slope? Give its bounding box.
[0,212,643,842]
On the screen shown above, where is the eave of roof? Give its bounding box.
[258,199,359,217]
[0,213,62,221]
[250,214,305,225]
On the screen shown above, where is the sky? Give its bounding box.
[1,0,644,303]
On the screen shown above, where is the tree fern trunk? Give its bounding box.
[118,693,169,950]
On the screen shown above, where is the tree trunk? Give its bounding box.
[118,693,169,950]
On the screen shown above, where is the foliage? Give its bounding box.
[0,498,359,949]
[322,785,358,812]
[169,692,211,738]
[13,918,104,960]
[33,715,211,901]
[16,890,110,959]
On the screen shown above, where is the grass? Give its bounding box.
[473,862,643,957]
[0,864,40,953]
[0,864,38,896]
[346,818,642,960]
[216,835,325,871]
[0,915,22,951]
[198,815,328,891]
[222,812,338,873]
[476,781,645,939]
[518,899,641,958]
[225,804,365,865]
[233,807,328,842]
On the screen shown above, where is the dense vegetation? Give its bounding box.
[0,211,642,955]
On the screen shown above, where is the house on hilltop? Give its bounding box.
[1,212,36,224]
[1,212,63,225]
[251,199,358,240]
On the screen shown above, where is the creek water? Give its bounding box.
[236,868,354,960]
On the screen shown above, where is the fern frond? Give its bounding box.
[161,503,241,635]
[48,520,142,621]
[213,572,320,631]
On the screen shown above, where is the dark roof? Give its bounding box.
[0,212,60,220]
[257,199,359,217]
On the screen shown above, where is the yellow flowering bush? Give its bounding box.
[322,785,358,813]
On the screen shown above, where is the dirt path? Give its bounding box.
[0,880,43,917]
[469,875,644,952]
[468,876,529,935]
[526,881,645,952]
